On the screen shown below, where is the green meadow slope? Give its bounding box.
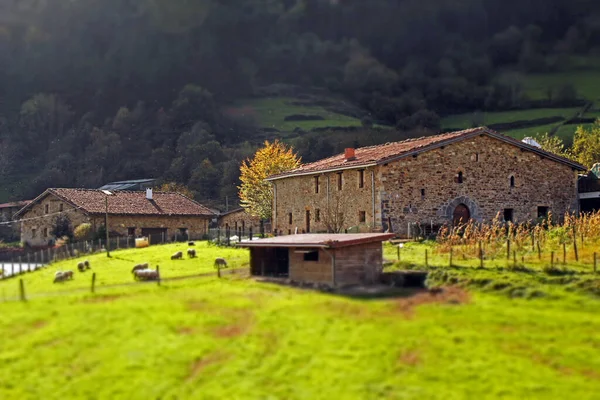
[0,242,599,399]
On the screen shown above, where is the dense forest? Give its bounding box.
[0,0,599,208]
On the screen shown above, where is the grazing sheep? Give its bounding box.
[53,270,74,283]
[77,262,85,272]
[171,251,183,260]
[131,263,149,274]
[214,258,228,269]
[133,269,159,281]
[84,260,90,270]
[187,248,197,258]
[188,241,195,246]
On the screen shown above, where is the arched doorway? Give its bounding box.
[453,204,471,225]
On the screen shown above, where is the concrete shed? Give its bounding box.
[238,233,394,286]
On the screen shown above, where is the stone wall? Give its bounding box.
[20,195,89,246]
[218,209,263,232]
[272,167,380,233]
[380,135,579,235]
[334,242,383,285]
[289,248,333,284]
[287,242,384,286]
[20,193,210,246]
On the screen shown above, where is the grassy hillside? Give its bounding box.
[1,242,600,398]
[224,97,365,135]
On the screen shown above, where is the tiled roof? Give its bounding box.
[16,189,214,217]
[267,127,586,180]
[237,233,395,248]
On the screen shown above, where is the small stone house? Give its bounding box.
[238,233,394,286]
[267,127,586,237]
[14,188,214,246]
[217,208,266,233]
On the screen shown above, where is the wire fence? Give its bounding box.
[0,232,209,280]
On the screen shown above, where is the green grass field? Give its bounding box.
[1,242,600,399]
[440,107,580,131]
[224,97,363,133]
[0,242,249,298]
[523,70,600,101]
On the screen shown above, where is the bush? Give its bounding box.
[74,223,92,241]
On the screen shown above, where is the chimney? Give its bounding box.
[344,148,356,161]
[146,188,153,200]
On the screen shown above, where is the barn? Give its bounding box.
[238,233,394,286]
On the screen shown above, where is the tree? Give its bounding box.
[323,192,349,233]
[572,122,600,168]
[73,223,92,241]
[239,140,301,219]
[533,132,574,160]
[155,182,194,199]
[52,215,73,241]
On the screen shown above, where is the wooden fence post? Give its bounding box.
[479,241,483,268]
[397,245,400,261]
[563,242,567,265]
[91,273,96,293]
[19,279,26,302]
[27,253,31,272]
[573,225,579,262]
[249,226,253,241]
[551,251,554,267]
[156,266,161,286]
[594,253,597,274]
[449,247,453,268]
[425,249,428,267]
[506,239,510,260]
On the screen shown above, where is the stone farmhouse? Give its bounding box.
[14,188,214,246]
[217,208,268,233]
[267,127,586,237]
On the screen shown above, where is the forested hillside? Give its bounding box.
[1,0,599,207]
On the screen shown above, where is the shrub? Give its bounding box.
[74,223,92,241]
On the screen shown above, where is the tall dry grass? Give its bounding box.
[436,211,600,264]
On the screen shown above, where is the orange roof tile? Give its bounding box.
[267,127,585,179]
[15,189,214,217]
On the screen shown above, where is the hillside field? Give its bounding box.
[1,242,600,399]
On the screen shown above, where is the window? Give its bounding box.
[359,211,366,223]
[337,172,343,190]
[128,227,136,236]
[32,228,37,238]
[455,171,464,184]
[316,209,321,222]
[288,213,293,225]
[358,170,365,188]
[421,188,425,198]
[59,203,63,212]
[475,153,479,162]
[538,206,549,219]
[303,250,319,262]
[288,229,291,235]
[43,228,49,237]
[503,208,514,223]
[44,204,49,214]
[510,176,515,188]
[314,176,319,193]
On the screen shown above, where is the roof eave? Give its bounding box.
[266,162,378,181]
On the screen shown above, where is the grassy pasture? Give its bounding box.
[440,107,580,131]
[522,70,600,101]
[0,242,249,299]
[224,97,363,133]
[1,242,600,398]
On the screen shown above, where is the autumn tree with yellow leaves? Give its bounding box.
[239,140,301,219]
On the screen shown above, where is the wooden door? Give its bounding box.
[305,210,311,233]
[452,204,470,225]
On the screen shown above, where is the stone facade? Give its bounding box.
[19,193,210,246]
[272,167,379,234]
[272,135,580,237]
[218,208,264,232]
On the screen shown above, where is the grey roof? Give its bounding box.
[98,178,156,191]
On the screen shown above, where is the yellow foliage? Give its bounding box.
[239,140,301,219]
[156,182,194,199]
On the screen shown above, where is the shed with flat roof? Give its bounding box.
[238,233,394,286]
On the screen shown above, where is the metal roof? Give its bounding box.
[237,233,395,249]
[98,178,156,191]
